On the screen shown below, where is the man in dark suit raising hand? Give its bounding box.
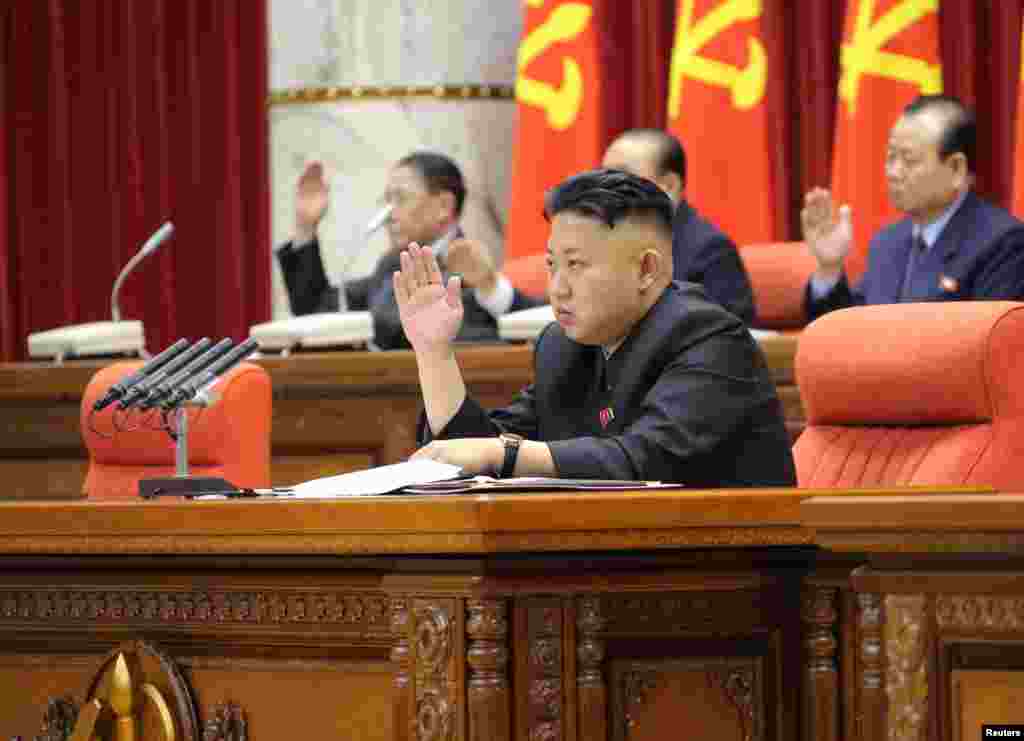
[803,94,1024,320]
[396,169,795,487]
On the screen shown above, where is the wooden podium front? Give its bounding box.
[4,489,1024,740]
[0,488,826,740]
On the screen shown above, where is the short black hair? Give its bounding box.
[543,168,675,238]
[395,151,467,216]
[903,94,976,172]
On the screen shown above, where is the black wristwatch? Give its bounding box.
[498,433,524,478]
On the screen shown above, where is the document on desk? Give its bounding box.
[401,477,684,495]
[290,460,466,498]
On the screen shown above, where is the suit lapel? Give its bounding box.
[876,221,915,302]
[932,191,976,268]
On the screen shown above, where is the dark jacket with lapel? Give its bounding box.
[672,200,756,324]
[276,233,542,349]
[805,191,1024,321]
[423,282,796,487]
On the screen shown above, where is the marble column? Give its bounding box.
[268,0,522,318]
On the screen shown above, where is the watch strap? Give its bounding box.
[499,435,521,478]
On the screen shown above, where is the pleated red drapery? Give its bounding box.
[0,0,269,360]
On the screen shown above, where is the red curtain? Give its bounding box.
[3,2,1024,358]
[0,0,269,361]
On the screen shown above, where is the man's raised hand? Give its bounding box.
[393,243,464,353]
[800,188,853,278]
[294,162,330,244]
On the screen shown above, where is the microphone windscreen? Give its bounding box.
[364,203,394,237]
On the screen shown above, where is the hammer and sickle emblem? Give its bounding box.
[70,653,177,741]
[515,2,593,130]
[839,0,942,115]
[668,0,767,117]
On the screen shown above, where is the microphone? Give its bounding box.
[117,338,213,409]
[111,221,175,322]
[332,203,396,290]
[26,220,176,361]
[92,338,190,411]
[164,338,260,407]
[136,338,236,409]
[363,203,393,237]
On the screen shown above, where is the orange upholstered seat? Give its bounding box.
[81,361,272,500]
[793,302,1024,489]
[504,252,549,301]
[739,242,817,330]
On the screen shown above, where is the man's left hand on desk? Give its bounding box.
[410,437,503,475]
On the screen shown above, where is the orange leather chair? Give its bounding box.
[739,242,818,330]
[503,252,549,302]
[81,361,272,500]
[794,302,1024,490]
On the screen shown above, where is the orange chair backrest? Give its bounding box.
[504,253,549,301]
[81,361,272,500]
[739,242,817,330]
[793,302,1024,490]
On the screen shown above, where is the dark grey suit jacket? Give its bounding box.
[672,201,756,324]
[805,191,1024,321]
[277,234,542,349]
[421,281,796,487]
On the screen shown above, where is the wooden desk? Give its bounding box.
[0,487,827,740]
[0,335,803,501]
[0,487,1008,740]
[803,494,1024,741]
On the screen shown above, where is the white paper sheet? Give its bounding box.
[289,459,465,498]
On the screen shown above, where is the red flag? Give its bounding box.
[1013,19,1024,218]
[505,1,606,260]
[830,0,942,282]
[666,0,776,246]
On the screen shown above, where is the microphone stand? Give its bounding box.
[138,390,237,499]
[137,338,258,499]
[110,221,175,357]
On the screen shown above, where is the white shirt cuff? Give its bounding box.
[473,273,515,317]
[809,272,841,299]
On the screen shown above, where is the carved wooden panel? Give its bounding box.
[936,595,1024,633]
[802,586,838,741]
[856,592,885,741]
[466,599,509,741]
[609,657,762,741]
[521,599,563,741]
[576,596,606,741]
[598,591,769,637]
[412,599,458,741]
[392,597,414,741]
[25,696,79,741]
[202,702,248,741]
[0,588,391,638]
[884,595,927,741]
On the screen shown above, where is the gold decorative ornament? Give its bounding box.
[268,84,515,106]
